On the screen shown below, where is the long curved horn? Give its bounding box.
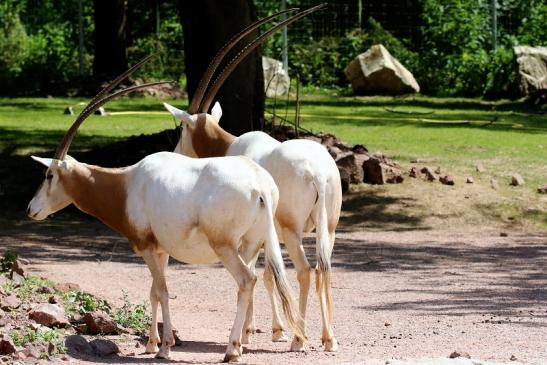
[187,8,299,114]
[199,4,326,113]
[54,81,173,160]
[80,54,156,117]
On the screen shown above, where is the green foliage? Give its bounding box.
[517,1,547,45]
[110,290,150,335]
[10,327,66,354]
[0,249,18,273]
[0,1,29,76]
[15,276,55,302]
[62,290,111,315]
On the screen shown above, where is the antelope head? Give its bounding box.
[27,55,172,220]
[165,5,326,157]
[27,156,77,220]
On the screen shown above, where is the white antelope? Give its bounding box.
[164,4,341,352]
[26,58,304,362]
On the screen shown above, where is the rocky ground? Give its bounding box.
[1,220,546,364]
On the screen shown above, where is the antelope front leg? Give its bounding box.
[141,250,174,359]
[213,245,257,363]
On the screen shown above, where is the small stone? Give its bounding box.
[449,351,471,359]
[510,173,525,186]
[10,272,24,286]
[476,164,486,173]
[94,107,107,116]
[500,232,508,237]
[384,322,391,327]
[538,185,547,194]
[0,294,21,311]
[409,167,419,178]
[37,286,54,294]
[411,157,436,163]
[63,106,74,115]
[466,177,474,184]
[65,335,93,356]
[54,283,80,293]
[434,166,441,174]
[386,175,404,184]
[23,343,48,359]
[0,335,16,355]
[89,339,119,357]
[420,167,436,181]
[491,178,499,190]
[84,311,118,335]
[439,175,455,186]
[29,303,69,328]
[510,354,517,361]
[10,260,26,278]
[48,295,57,304]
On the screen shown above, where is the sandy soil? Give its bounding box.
[3,217,546,365]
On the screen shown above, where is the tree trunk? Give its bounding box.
[93,0,129,82]
[178,0,265,136]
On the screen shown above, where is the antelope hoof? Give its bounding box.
[145,341,159,354]
[154,346,171,359]
[272,328,289,342]
[290,336,305,352]
[242,328,255,344]
[223,351,242,363]
[323,337,339,352]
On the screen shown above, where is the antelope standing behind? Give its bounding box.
[26,58,304,362]
[164,4,341,352]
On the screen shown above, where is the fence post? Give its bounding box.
[281,0,288,72]
[491,0,497,50]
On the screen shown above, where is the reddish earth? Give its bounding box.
[2,214,546,364]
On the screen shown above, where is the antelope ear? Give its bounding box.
[31,156,54,168]
[163,103,195,127]
[211,101,222,122]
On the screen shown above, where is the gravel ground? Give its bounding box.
[4,223,546,365]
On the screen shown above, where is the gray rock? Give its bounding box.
[63,106,74,115]
[0,294,21,311]
[262,56,290,97]
[89,339,119,357]
[510,173,525,186]
[420,166,437,182]
[345,44,420,95]
[466,177,474,184]
[65,335,93,356]
[29,303,69,328]
[513,46,547,96]
[476,164,486,173]
[538,184,547,194]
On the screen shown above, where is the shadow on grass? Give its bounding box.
[339,190,426,231]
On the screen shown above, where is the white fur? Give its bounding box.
[27,151,303,361]
[168,102,342,352]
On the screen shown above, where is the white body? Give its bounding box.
[164,102,342,352]
[27,151,304,361]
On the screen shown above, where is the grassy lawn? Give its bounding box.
[0,93,545,229]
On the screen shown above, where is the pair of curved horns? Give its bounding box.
[189,4,327,114]
[54,56,173,160]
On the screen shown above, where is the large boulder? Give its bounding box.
[262,56,290,97]
[513,46,547,96]
[344,44,420,95]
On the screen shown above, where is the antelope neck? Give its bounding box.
[192,114,236,158]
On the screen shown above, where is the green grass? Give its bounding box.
[0,93,545,229]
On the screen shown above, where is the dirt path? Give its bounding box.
[3,216,546,365]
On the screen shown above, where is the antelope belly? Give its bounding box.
[160,228,220,265]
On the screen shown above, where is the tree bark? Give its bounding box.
[178,0,265,136]
[93,0,129,82]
